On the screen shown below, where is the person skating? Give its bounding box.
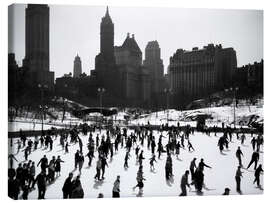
[222,187,230,195]
[138,150,145,166]
[37,155,48,173]
[112,175,120,198]
[62,172,73,198]
[77,152,84,174]
[74,150,80,169]
[149,154,157,171]
[241,133,246,145]
[8,168,20,200]
[133,166,146,193]
[190,158,197,180]
[236,146,244,167]
[94,158,102,181]
[28,162,36,189]
[86,149,95,167]
[71,175,84,198]
[48,156,56,183]
[253,164,263,188]
[175,141,181,158]
[124,151,131,169]
[235,166,243,193]
[187,140,195,152]
[101,155,108,179]
[65,142,69,153]
[8,154,18,169]
[55,155,64,176]
[251,137,257,151]
[165,154,173,180]
[198,158,212,172]
[179,170,190,196]
[247,149,260,170]
[33,170,47,199]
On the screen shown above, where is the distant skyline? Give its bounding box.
[8,4,263,78]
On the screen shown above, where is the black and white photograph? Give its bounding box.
[7,2,264,200]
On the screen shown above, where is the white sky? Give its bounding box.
[8,4,263,78]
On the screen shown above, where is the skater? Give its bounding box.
[235,166,243,193]
[65,142,69,153]
[101,155,109,179]
[165,154,173,180]
[28,162,36,189]
[179,170,190,196]
[77,152,84,174]
[71,175,84,198]
[74,150,80,169]
[34,170,47,199]
[55,156,65,176]
[112,175,120,198]
[236,146,244,167]
[124,151,130,169]
[222,188,230,195]
[251,137,257,151]
[241,133,246,145]
[189,158,197,180]
[247,149,260,170]
[138,150,145,166]
[149,154,157,171]
[187,140,195,152]
[8,154,18,169]
[133,166,146,193]
[253,164,263,188]
[175,141,181,158]
[94,158,102,181]
[62,173,73,199]
[135,145,140,160]
[198,158,212,172]
[37,155,48,173]
[48,156,56,183]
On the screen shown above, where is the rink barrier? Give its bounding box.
[8,124,261,138]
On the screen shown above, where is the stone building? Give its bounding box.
[168,44,237,107]
[235,59,263,94]
[22,4,54,90]
[143,41,165,107]
[94,7,151,107]
[73,54,82,78]
[114,33,151,104]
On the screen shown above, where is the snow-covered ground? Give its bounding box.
[130,105,263,128]
[9,129,263,199]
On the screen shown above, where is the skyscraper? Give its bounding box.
[143,41,164,94]
[95,6,115,71]
[73,54,82,78]
[22,4,54,89]
[23,4,50,72]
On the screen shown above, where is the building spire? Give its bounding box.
[106,6,109,16]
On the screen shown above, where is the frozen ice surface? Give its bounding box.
[9,129,264,199]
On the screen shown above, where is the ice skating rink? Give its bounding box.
[9,129,264,199]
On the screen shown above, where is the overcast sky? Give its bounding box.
[8,4,263,78]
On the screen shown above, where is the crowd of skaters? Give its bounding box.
[8,122,264,199]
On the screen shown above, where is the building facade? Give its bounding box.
[22,4,54,89]
[94,7,151,107]
[73,54,82,78]
[168,44,237,107]
[235,59,263,94]
[114,33,151,105]
[143,41,165,107]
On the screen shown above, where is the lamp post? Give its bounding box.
[225,86,239,128]
[38,84,48,135]
[62,98,67,123]
[164,88,173,124]
[98,87,105,122]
